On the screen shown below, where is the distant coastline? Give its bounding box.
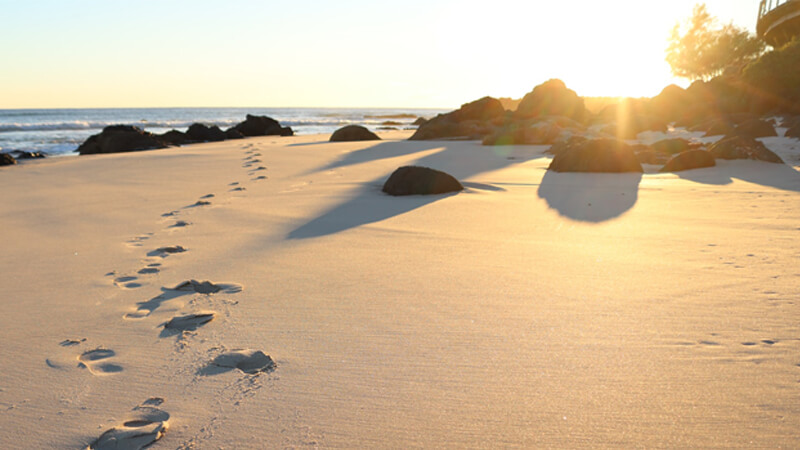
[0,107,448,156]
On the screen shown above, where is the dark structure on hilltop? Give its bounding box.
[758,0,800,47]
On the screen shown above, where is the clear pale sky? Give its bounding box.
[0,0,762,108]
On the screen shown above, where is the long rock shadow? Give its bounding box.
[673,160,800,191]
[288,141,549,239]
[298,139,451,176]
[537,170,643,222]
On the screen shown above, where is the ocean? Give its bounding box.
[0,107,447,157]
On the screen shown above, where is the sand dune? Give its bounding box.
[0,130,799,447]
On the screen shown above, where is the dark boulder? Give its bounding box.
[0,153,17,166]
[76,125,169,155]
[382,166,463,196]
[547,138,643,173]
[700,119,737,137]
[546,135,587,156]
[733,118,777,138]
[412,117,428,126]
[659,149,716,172]
[330,125,381,142]
[225,128,245,140]
[231,114,293,137]
[514,79,588,122]
[10,151,46,159]
[786,123,800,138]
[410,97,504,140]
[708,136,784,163]
[651,138,699,155]
[158,130,188,146]
[632,145,670,165]
[482,121,563,146]
[185,123,227,143]
[649,84,693,123]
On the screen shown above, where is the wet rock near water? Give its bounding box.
[230,114,293,137]
[409,96,505,140]
[77,125,170,155]
[0,153,17,166]
[330,125,381,142]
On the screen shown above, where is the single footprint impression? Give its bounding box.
[163,311,216,332]
[78,348,123,375]
[171,280,243,294]
[200,349,276,375]
[87,403,169,450]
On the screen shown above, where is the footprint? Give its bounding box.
[161,210,179,217]
[87,403,169,450]
[230,187,246,192]
[162,311,216,333]
[114,276,142,289]
[171,280,243,294]
[78,348,123,375]
[200,194,215,199]
[199,349,276,375]
[251,166,267,171]
[253,176,267,181]
[138,267,160,275]
[149,245,187,257]
[169,220,191,228]
[229,182,240,186]
[59,338,86,347]
[190,200,211,207]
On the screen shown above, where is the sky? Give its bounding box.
[0,0,763,108]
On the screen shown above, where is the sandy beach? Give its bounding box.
[1,129,799,448]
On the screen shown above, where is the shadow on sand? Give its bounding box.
[537,171,643,223]
[674,160,800,192]
[287,140,549,239]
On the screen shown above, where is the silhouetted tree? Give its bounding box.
[666,4,764,81]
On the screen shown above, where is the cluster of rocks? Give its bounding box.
[76,114,293,155]
[0,150,48,166]
[406,78,793,174]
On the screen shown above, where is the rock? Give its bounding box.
[600,115,668,139]
[382,166,463,196]
[700,119,737,137]
[330,125,381,142]
[224,128,244,140]
[733,118,777,138]
[649,84,693,122]
[158,130,187,146]
[412,117,428,126]
[11,151,46,159]
[514,79,588,123]
[547,138,643,173]
[546,135,587,156]
[482,121,563,146]
[651,138,699,155]
[0,153,17,166]
[381,120,402,126]
[410,97,504,140]
[633,146,669,165]
[708,136,784,163]
[786,123,800,138]
[76,125,169,155]
[659,149,716,172]
[231,114,293,137]
[185,123,227,143]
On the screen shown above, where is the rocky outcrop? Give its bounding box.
[225,128,244,140]
[482,120,564,146]
[733,118,777,138]
[708,136,784,163]
[230,114,293,137]
[547,138,643,173]
[649,84,693,123]
[651,138,700,156]
[330,125,381,142]
[382,166,463,196]
[0,153,17,166]
[786,122,800,138]
[659,149,716,172]
[77,125,169,155]
[185,124,227,143]
[515,79,588,123]
[546,135,587,156]
[158,130,188,146]
[409,97,505,140]
[9,151,46,159]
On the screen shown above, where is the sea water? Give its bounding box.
[0,107,446,156]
